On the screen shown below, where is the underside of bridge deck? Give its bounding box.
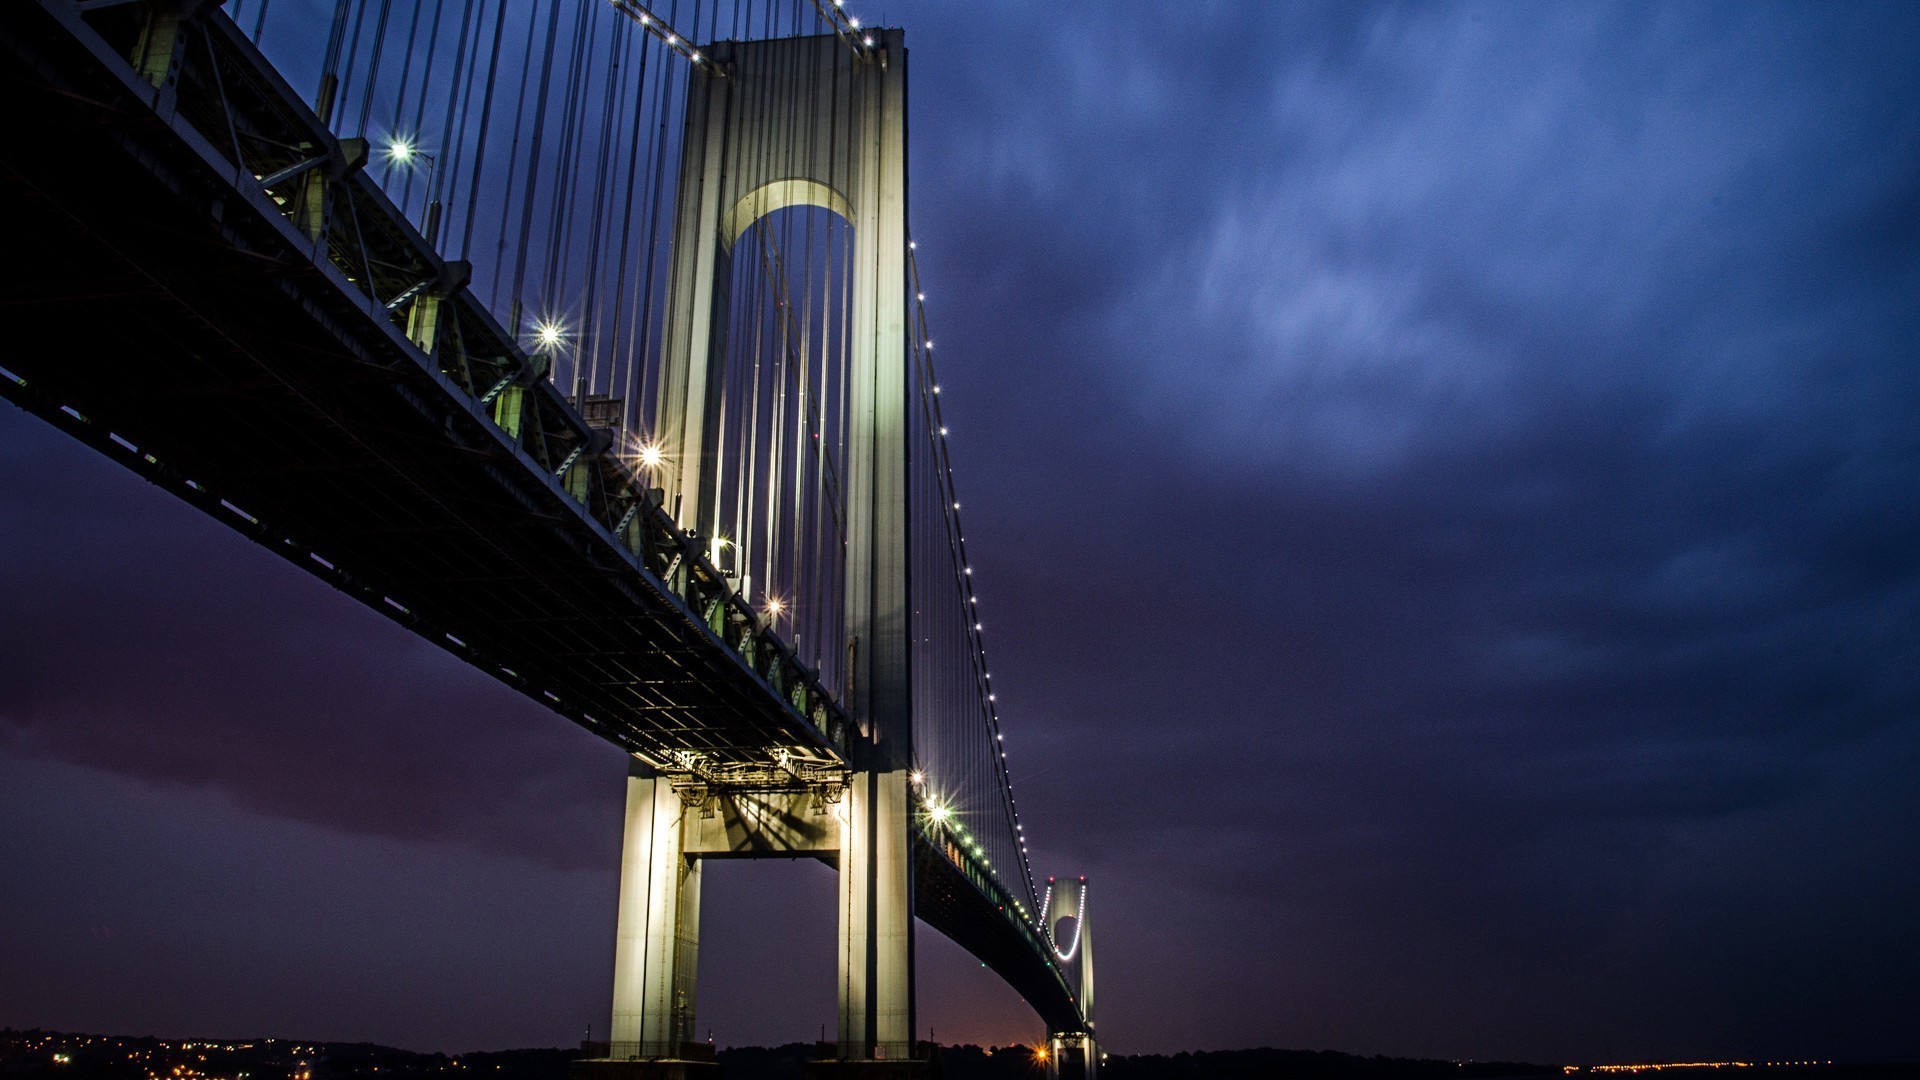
[0,0,843,772]
[912,832,1082,1033]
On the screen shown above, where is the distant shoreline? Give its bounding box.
[6,1029,1913,1080]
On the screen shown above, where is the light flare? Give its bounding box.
[532,320,566,352]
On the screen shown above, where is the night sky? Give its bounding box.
[4,0,1918,1065]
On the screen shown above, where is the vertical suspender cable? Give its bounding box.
[351,0,395,137]
[318,0,353,119]
[451,0,510,261]
[626,29,677,438]
[579,16,629,400]
[398,0,457,214]
[606,18,654,440]
[489,0,543,312]
[334,0,374,127]
[539,0,599,384]
[384,0,433,151]
[440,0,480,230]
[507,0,567,338]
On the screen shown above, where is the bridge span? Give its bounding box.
[0,0,1096,1076]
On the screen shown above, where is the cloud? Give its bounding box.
[903,0,1920,1057]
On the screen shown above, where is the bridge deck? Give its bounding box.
[914,832,1082,1032]
[0,0,843,771]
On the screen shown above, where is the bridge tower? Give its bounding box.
[1045,879,1098,1080]
[590,28,919,1079]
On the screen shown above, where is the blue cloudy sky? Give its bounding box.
[3,0,1917,1064]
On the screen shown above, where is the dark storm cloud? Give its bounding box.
[3,0,1917,1064]
[900,0,1920,1059]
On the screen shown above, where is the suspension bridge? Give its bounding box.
[0,0,1095,1076]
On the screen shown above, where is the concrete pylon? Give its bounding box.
[606,760,703,1067]
[588,766,852,1080]
[615,27,919,1078]
[823,29,914,1068]
[652,30,907,551]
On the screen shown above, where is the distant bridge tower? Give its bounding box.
[1044,878,1097,1080]
[589,26,918,1079]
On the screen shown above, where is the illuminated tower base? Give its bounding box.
[1045,1033,1099,1080]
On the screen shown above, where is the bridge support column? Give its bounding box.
[834,767,914,1064]
[603,759,710,1071]
[1045,1034,1098,1080]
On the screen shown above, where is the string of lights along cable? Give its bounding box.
[216,0,1055,941]
[907,241,1042,924]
